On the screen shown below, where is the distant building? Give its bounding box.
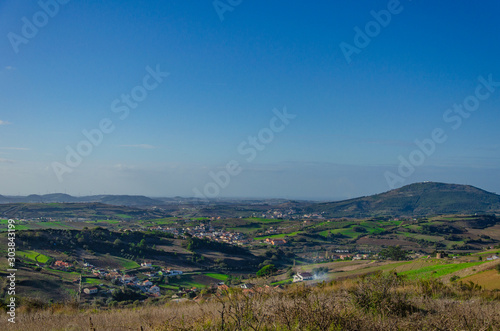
[240,283,254,289]
[142,280,153,286]
[83,287,98,295]
[293,272,313,282]
[149,285,161,295]
[164,269,183,277]
[54,260,71,268]
[217,284,229,292]
[141,262,153,267]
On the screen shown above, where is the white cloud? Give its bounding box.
[0,158,14,163]
[119,144,155,149]
[0,120,11,125]
[4,66,15,70]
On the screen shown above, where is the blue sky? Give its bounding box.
[1,0,500,200]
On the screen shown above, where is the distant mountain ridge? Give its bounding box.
[0,193,162,207]
[2,182,500,217]
[313,182,500,217]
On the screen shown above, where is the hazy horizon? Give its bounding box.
[2,180,499,203]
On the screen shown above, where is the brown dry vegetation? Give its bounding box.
[2,273,500,331]
[462,269,500,290]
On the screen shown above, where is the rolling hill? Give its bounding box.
[0,202,169,220]
[0,194,163,207]
[2,182,500,219]
[313,182,500,217]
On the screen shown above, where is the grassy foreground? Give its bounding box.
[2,272,500,331]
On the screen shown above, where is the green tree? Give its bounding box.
[256,264,277,277]
[379,246,408,261]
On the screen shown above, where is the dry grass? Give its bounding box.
[462,269,500,290]
[2,274,500,330]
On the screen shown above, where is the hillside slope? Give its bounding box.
[314,182,500,217]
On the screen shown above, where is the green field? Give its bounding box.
[45,268,80,276]
[165,275,205,289]
[271,278,293,285]
[254,231,302,240]
[475,249,500,256]
[86,220,120,224]
[318,230,331,237]
[398,261,485,279]
[159,284,179,290]
[359,222,385,234]
[113,257,140,269]
[115,214,132,219]
[205,273,229,281]
[245,218,283,223]
[17,250,51,263]
[0,220,29,231]
[83,277,102,284]
[329,227,361,239]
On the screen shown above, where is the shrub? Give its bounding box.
[349,273,417,317]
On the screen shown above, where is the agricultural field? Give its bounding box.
[83,277,102,285]
[115,214,133,219]
[254,231,302,240]
[397,261,485,279]
[107,256,140,270]
[204,273,229,281]
[85,220,120,224]
[462,269,500,290]
[16,250,51,264]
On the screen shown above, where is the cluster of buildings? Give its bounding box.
[299,251,374,263]
[79,261,185,297]
[149,224,249,245]
[253,208,298,219]
[302,213,324,219]
[53,260,72,269]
